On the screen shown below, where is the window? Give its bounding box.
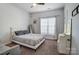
[40,17,56,35]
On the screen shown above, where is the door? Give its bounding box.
[40,17,56,39]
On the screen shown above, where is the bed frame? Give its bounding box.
[12,39,45,50]
[10,30,45,50]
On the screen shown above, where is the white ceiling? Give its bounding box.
[13,3,64,13]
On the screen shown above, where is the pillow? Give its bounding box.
[15,30,29,36]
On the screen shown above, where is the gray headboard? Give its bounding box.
[15,30,29,36]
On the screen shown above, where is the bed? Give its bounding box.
[12,30,45,50]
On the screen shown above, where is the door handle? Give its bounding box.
[67,39,70,41]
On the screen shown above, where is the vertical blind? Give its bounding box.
[40,17,56,35]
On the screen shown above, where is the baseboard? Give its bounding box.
[45,38,57,40]
[71,48,77,55]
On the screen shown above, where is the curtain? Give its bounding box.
[40,17,56,36]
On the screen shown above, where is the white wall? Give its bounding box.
[0,4,30,44]
[64,3,79,54]
[30,8,64,36]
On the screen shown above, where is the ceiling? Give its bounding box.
[13,3,64,13]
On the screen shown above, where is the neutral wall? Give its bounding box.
[64,3,79,54]
[0,4,30,44]
[71,4,79,54]
[30,8,64,36]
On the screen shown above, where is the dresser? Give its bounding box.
[57,33,70,54]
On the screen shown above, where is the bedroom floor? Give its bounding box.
[6,39,60,55]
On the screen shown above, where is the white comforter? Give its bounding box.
[13,34,44,46]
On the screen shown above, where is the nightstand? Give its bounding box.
[0,44,11,55]
[0,43,21,55]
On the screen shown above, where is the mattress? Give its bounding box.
[13,34,44,46]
